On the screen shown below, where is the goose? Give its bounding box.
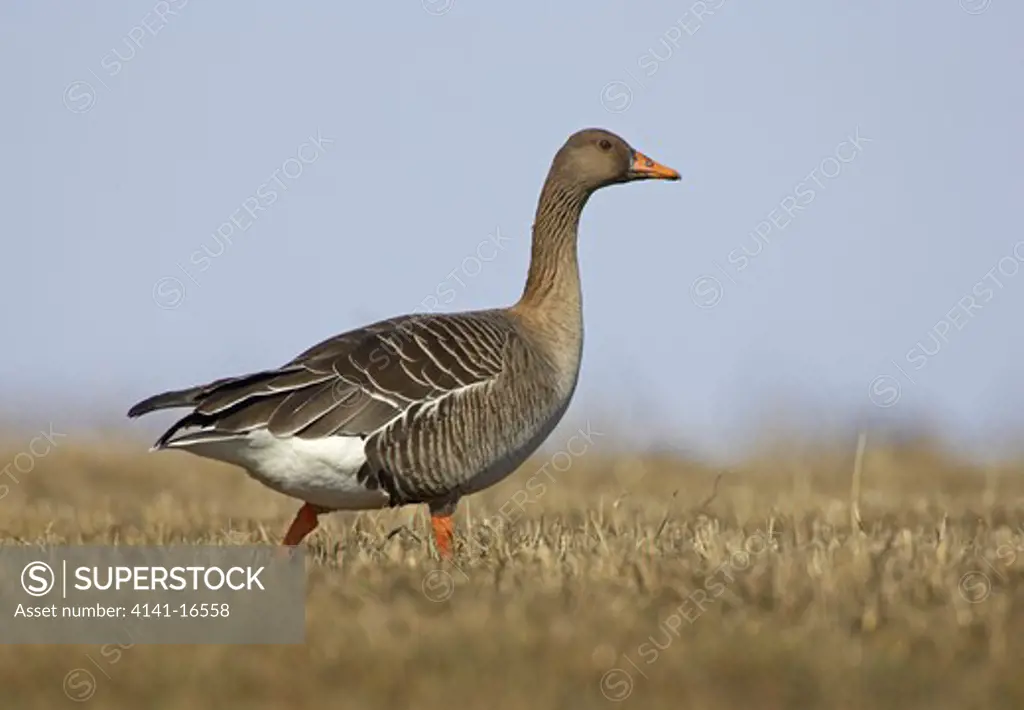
[127,128,679,558]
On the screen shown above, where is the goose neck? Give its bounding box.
[516,179,589,318]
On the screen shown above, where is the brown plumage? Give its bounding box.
[128,128,679,557]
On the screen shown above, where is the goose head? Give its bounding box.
[549,128,680,193]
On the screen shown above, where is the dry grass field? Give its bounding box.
[1,428,1023,709]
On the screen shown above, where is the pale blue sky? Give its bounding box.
[2,2,1021,461]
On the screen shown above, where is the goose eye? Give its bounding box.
[598,139,612,151]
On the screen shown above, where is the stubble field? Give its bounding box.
[0,430,1022,710]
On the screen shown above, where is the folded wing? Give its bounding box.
[131,312,511,451]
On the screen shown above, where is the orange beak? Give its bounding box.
[630,151,680,181]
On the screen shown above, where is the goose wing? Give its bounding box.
[131,312,512,449]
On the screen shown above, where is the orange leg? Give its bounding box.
[430,512,455,559]
[282,503,324,546]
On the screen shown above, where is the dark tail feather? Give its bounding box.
[127,386,207,418]
[126,371,287,419]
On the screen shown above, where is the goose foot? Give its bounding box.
[282,502,326,546]
[428,500,458,559]
[430,513,454,559]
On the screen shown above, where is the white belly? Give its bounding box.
[179,430,389,510]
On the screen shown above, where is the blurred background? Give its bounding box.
[2,1,1022,462]
[2,4,1024,709]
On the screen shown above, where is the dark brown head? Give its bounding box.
[548,128,680,193]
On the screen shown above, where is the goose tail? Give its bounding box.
[127,386,206,418]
